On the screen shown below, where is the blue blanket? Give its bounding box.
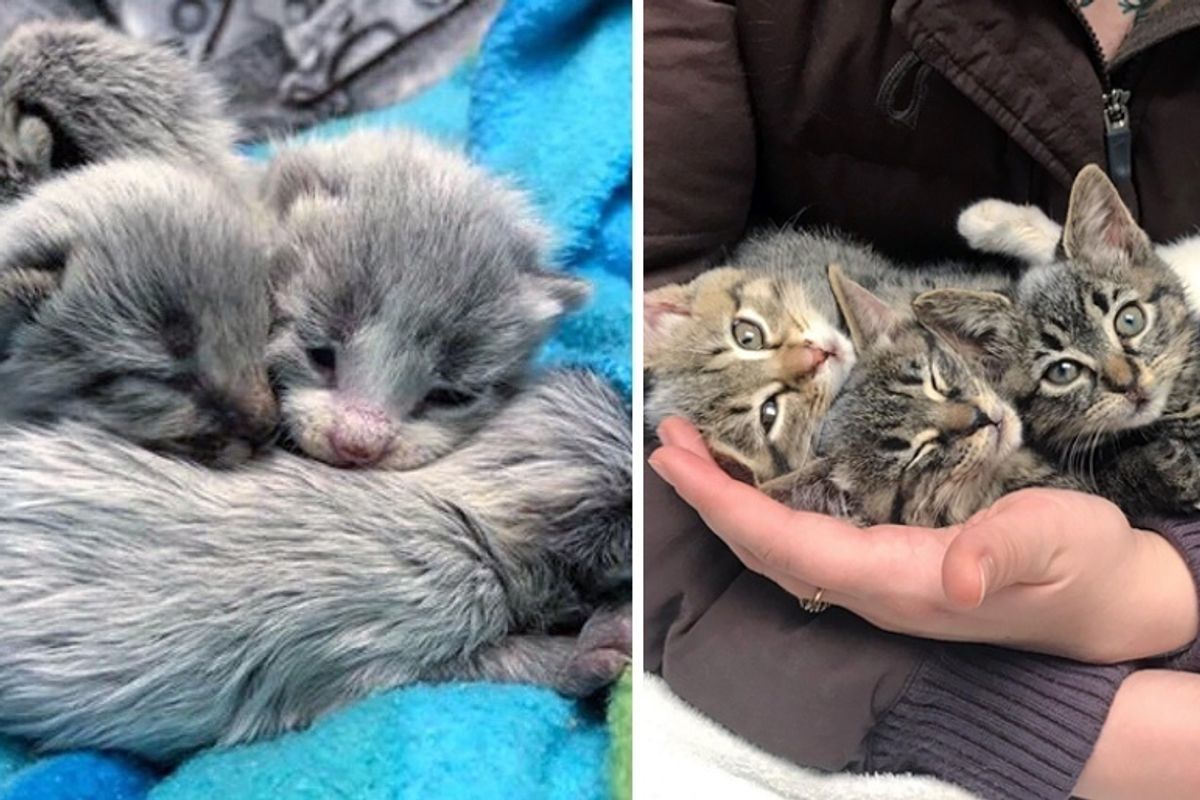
[0,0,631,795]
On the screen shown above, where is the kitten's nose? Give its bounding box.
[328,406,396,467]
[780,343,829,379]
[1100,355,1138,393]
[943,402,995,436]
[231,383,280,448]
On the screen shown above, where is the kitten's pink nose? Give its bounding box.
[1126,386,1149,407]
[328,405,395,467]
[781,344,829,379]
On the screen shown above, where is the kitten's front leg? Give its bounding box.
[1094,437,1200,516]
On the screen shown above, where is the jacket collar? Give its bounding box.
[893,0,1200,187]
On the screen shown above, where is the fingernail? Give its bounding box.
[976,556,993,606]
[656,422,674,446]
[648,452,675,486]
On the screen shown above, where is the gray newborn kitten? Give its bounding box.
[764,266,1070,526]
[0,20,240,202]
[916,166,1200,515]
[645,228,1012,482]
[0,369,631,761]
[0,158,278,465]
[262,130,589,468]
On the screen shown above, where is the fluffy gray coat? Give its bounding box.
[0,369,631,762]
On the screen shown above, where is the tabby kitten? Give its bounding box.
[917,165,1200,515]
[762,265,1066,527]
[645,229,1011,482]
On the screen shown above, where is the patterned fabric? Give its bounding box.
[1078,0,1160,61]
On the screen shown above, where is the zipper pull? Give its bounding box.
[1104,88,1133,183]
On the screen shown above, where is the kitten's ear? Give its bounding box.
[0,267,61,358]
[912,289,1018,366]
[643,283,693,364]
[1062,164,1153,265]
[828,262,898,351]
[261,151,343,218]
[707,441,759,485]
[520,269,591,323]
[760,458,856,519]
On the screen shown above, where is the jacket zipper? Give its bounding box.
[1062,1,1135,189]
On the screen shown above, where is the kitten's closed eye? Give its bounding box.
[421,387,478,410]
[306,346,336,377]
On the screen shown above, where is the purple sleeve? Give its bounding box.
[865,645,1133,800]
[1136,515,1200,671]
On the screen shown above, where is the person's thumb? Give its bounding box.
[941,500,1058,608]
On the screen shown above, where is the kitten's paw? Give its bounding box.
[957,199,1060,264]
[557,605,632,697]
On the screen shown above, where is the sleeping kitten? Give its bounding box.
[0,158,278,466]
[262,129,589,469]
[0,20,241,202]
[644,229,1011,482]
[762,266,1067,526]
[0,369,631,761]
[958,189,1200,311]
[918,165,1200,515]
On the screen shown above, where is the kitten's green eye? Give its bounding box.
[1043,359,1083,385]
[1114,303,1146,337]
[760,396,779,432]
[732,319,766,350]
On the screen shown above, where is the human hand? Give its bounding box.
[648,417,1199,663]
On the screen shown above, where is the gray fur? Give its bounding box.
[261,129,590,468]
[763,267,1072,526]
[0,158,278,465]
[0,369,631,761]
[0,20,241,202]
[917,167,1200,515]
[644,227,1013,482]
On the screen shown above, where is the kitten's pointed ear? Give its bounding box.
[261,151,343,218]
[828,262,898,351]
[644,283,693,365]
[520,269,591,323]
[707,441,759,485]
[912,289,1018,366]
[1062,164,1152,265]
[760,458,856,519]
[0,267,61,358]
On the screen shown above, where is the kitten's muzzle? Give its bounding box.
[779,343,831,380]
[1100,355,1149,406]
[221,386,281,451]
[942,402,1000,437]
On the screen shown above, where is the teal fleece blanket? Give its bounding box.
[0,0,631,795]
